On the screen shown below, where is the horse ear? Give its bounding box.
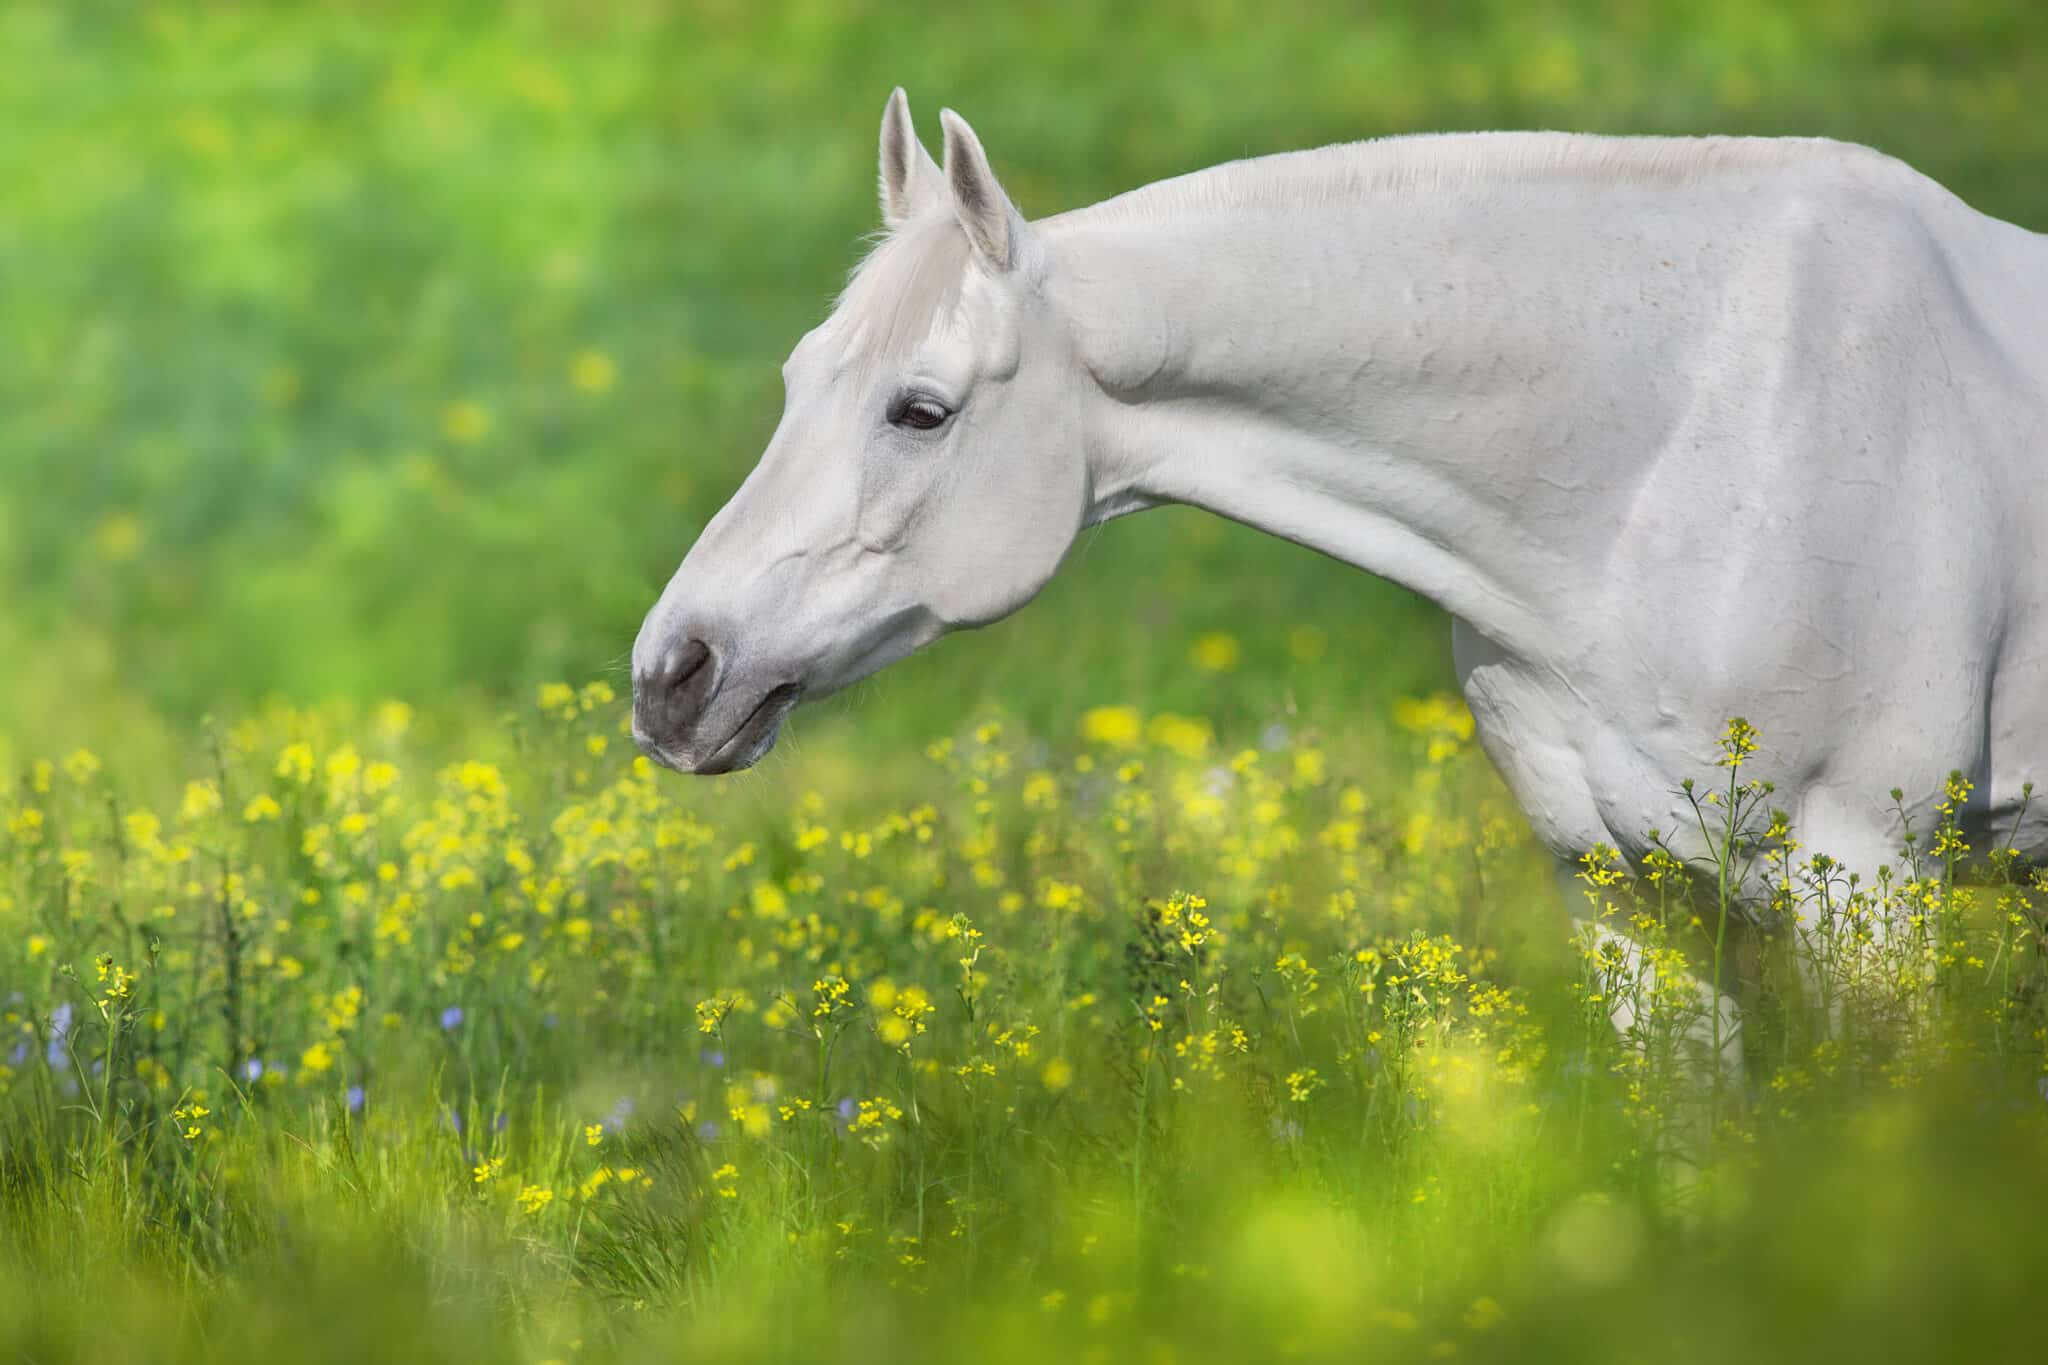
[878,88,943,229]
[939,108,1028,271]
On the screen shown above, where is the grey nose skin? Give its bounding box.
[633,638,717,751]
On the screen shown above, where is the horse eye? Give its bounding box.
[891,396,953,431]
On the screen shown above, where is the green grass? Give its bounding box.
[4,1,2048,1360]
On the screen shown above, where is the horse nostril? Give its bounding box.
[659,640,711,690]
[637,638,718,739]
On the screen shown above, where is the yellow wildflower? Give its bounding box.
[1079,705,1142,748]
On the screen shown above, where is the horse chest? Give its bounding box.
[1450,620,1680,866]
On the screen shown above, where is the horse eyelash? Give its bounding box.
[888,392,954,429]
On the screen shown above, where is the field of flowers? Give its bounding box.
[6,687,2048,1362]
[8,2,2048,1359]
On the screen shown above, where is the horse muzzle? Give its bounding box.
[631,637,802,775]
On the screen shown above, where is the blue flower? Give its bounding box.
[346,1085,366,1114]
[242,1058,264,1082]
[46,1003,73,1071]
[440,1005,464,1031]
[699,1048,725,1069]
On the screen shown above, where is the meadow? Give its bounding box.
[4,2,2048,1360]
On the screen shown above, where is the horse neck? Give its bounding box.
[1042,180,1713,667]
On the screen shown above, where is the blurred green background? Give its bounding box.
[5,6,2048,1362]
[2,0,2043,760]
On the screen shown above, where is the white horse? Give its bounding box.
[634,91,2048,1045]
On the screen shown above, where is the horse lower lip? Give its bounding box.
[698,684,802,774]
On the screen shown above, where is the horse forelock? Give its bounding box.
[832,211,975,378]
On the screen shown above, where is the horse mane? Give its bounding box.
[1058,130,1897,225]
